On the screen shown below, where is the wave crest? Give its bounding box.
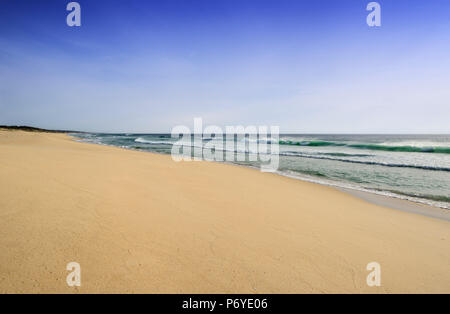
[278,140,450,154]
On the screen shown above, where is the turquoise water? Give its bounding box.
[72,133,450,209]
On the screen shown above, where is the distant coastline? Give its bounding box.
[0,125,80,134]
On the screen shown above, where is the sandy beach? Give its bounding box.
[0,130,449,293]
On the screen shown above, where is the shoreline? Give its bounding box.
[1,130,449,293]
[71,133,450,220]
[338,187,450,222]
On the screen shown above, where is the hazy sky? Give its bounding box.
[1,0,449,133]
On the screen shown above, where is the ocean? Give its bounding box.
[72,133,450,209]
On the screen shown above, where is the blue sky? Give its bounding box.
[0,0,449,133]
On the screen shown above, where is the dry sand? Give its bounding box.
[0,130,449,293]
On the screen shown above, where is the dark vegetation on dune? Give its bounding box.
[0,125,82,133]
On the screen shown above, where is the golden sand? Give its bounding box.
[0,130,449,293]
